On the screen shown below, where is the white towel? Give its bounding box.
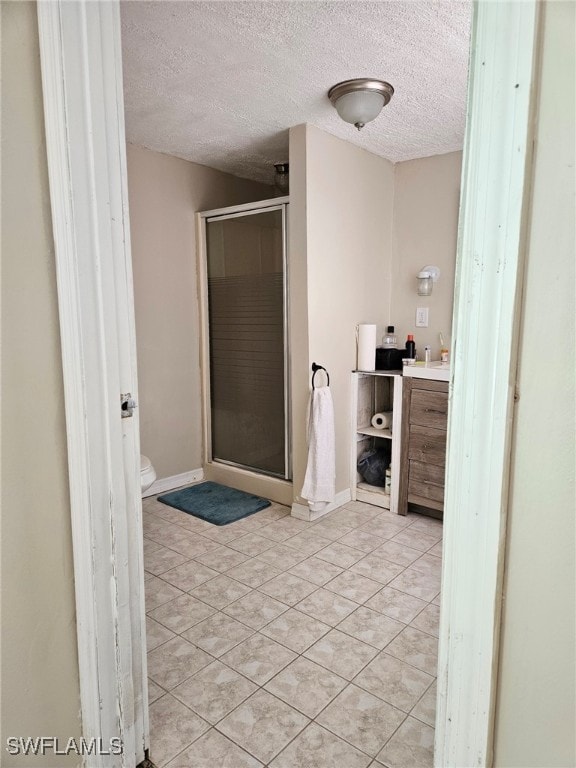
[301,385,336,513]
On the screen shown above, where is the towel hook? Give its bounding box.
[311,362,330,389]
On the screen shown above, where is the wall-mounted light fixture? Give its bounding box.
[328,79,394,131]
[417,266,440,296]
[273,163,289,196]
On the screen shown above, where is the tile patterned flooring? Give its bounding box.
[143,495,442,768]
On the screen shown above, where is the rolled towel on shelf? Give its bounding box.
[371,411,393,430]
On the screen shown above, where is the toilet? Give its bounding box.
[140,454,156,493]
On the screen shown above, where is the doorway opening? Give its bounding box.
[37,1,542,766]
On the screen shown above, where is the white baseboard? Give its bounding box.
[291,488,352,521]
[142,468,204,498]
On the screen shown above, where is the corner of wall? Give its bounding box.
[389,152,462,355]
[288,124,310,504]
[294,126,395,500]
[387,160,399,327]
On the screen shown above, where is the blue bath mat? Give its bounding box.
[157,481,271,526]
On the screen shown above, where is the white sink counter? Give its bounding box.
[402,361,450,382]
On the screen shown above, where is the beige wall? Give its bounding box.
[0,3,81,764]
[129,133,461,498]
[494,2,576,765]
[290,124,395,500]
[391,151,462,357]
[126,144,271,480]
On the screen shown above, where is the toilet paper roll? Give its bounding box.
[357,324,377,371]
[371,411,393,430]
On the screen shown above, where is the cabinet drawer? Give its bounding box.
[408,460,445,503]
[408,424,446,467]
[410,390,448,429]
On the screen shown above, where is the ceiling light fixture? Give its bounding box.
[328,78,394,130]
[273,163,289,196]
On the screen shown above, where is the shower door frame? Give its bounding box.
[197,197,292,499]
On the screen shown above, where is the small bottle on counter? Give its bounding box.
[382,326,397,349]
[424,345,431,363]
[439,332,449,364]
[406,334,416,359]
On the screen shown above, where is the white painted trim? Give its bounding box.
[435,2,540,767]
[37,2,147,766]
[143,469,204,498]
[291,488,351,521]
[199,195,289,219]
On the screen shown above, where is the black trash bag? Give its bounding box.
[357,446,391,487]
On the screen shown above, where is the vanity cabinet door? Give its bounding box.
[410,390,449,430]
[408,424,447,467]
[408,460,445,504]
[399,378,449,516]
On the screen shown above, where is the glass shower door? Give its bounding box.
[205,205,290,479]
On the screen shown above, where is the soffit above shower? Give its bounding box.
[121,1,472,185]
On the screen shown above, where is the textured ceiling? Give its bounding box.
[121,1,472,184]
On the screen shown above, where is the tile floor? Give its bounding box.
[143,495,442,768]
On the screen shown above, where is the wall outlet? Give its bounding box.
[416,307,429,327]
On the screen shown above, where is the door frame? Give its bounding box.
[196,198,294,506]
[436,2,540,765]
[37,2,148,766]
[37,1,540,766]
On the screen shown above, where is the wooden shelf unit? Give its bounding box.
[350,371,403,513]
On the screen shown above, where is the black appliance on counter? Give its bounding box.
[376,347,407,371]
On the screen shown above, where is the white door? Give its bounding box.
[38,3,148,765]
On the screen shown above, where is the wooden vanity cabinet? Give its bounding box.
[399,377,449,516]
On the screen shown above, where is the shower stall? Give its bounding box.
[197,198,291,488]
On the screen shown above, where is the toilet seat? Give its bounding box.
[140,454,156,493]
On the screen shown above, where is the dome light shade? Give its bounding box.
[417,265,441,296]
[328,79,394,130]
